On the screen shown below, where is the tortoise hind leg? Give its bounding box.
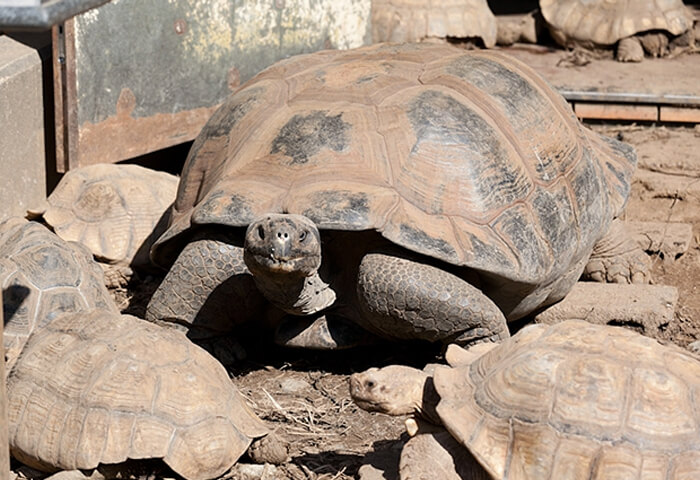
[584,218,651,284]
[356,253,509,346]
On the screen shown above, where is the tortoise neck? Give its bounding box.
[253,270,336,316]
[418,376,442,425]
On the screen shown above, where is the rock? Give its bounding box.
[534,282,678,336]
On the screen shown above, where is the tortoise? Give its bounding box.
[6,308,288,480]
[146,42,649,351]
[371,0,497,48]
[27,163,178,287]
[350,319,700,479]
[0,217,117,370]
[539,0,696,62]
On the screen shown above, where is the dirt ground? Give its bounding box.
[88,122,700,480]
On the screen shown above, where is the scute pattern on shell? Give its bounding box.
[6,309,270,480]
[28,164,178,267]
[153,43,636,311]
[0,218,117,371]
[371,0,497,47]
[540,0,694,45]
[434,320,700,478]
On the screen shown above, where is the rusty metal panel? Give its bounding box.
[53,0,371,171]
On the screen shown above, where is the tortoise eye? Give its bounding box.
[299,231,307,242]
[257,225,265,240]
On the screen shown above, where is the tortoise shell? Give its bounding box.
[7,309,270,480]
[540,0,694,45]
[435,320,700,478]
[372,0,497,47]
[152,43,636,318]
[0,217,117,370]
[27,164,178,268]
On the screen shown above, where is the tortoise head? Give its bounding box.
[244,214,322,278]
[349,366,430,417]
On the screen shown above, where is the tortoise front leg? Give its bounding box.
[146,232,265,335]
[356,253,509,346]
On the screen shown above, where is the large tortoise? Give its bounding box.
[0,217,117,369]
[350,320,700,479]
[539,0,696,62]
[7,309,287,480]
[146,42,648,350]
[27,163,178,286]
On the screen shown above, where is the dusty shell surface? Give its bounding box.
[153,42,637,321]
[0,217,117,370]
[371,0,497,46]
[27,163,178,268]
[6,309,270,480]
[435,320,700,479]
[540,0,694,45]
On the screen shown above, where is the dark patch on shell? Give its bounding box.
[356,74,378,84]
[491,206,549,281]
[184,87,262,165]
[203,87,263,138]
[570,151,608,245]
[463,231,515,273]
[192,191,254,227]
[407,90,530,209]
[270,111,350,164]
[447,56,544,118]
[446,55,576,183]
[605,161,630,199]
[398,224,456,261]
[531,186,577,262]
[302,191,371,228]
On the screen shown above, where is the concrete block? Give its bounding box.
[534,282,678,336]
[0,35,46,222]
[627,221,693,259]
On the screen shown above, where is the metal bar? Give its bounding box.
[559,89,700,107]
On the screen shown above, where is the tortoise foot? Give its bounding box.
[586,219,652,284]
[616,37,644,62]
[247,431,289,465]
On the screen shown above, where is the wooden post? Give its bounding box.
[0,290,9,479]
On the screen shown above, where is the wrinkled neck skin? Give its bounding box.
[252,264,337,316]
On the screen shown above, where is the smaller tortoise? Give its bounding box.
[27,163,178,286]
[539,0,696,62]
[7,309,287,480]
[351,320,700,480]
[371,0,497,47]
[0,217,117,370]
